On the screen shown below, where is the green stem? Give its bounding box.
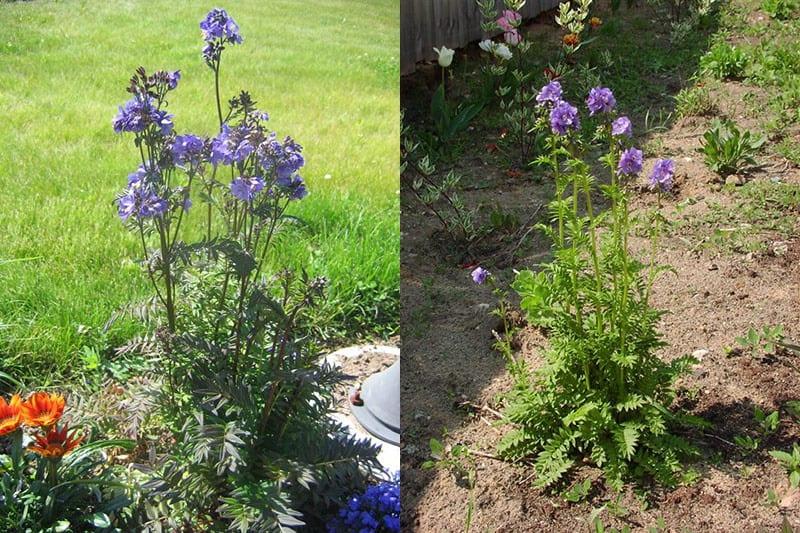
[214,56,223,128]
[583,179,604,332]
[571,176,583,330]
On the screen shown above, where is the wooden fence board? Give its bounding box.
[401,0,562,75]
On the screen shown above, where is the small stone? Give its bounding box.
[708,263,718,271]
[692,349,709,361]
[773,242,789,256]
[725,175,744,186]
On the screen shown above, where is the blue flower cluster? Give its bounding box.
[113,8,310,222]
[534,82,677,190]
[113,95,174,135]
[327,477,400,533]
[201,8,243,66]
[117,166,169,221]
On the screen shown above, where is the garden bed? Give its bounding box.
[401,0,800,530]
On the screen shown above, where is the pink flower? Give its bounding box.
[497,10,521,32]
[504,30,521,45]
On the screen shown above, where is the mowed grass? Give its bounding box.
[0,0,399,379]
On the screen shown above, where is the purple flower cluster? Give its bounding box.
[117,166,168,221]
[649,158,675,191]
[611,116,632,138]
[618,147,643,176]
[113,96,173,135]
[230,176,265,202]
[200,8,243,44]
[167,70,181,90]
[536,81,563,107]
[327,477,400,533]
[201,8,243,66]
[210,124,254,166]
[549,100,580,135]
[172,134,206,165]
[586,86,616,115]
[276,174,308,201]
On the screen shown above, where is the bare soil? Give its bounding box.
[400,1,800,531]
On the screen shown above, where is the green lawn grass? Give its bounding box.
[0,0,399,379]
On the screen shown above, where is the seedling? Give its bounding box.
[422,438,477,532]
[736,325,784,357]
[754,407,780,435]
[699,119,765,176]
[562,478,592,503]
[770,444,800,488]
[734,434,761,452]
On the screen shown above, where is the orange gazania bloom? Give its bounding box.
[21,392,65,428]
[563,33,580,47]
[0,394,22,436]
[590,17,603,28]
[28,424,83,459]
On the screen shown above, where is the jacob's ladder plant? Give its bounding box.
[500,84,704,490]
[112,8,380,530]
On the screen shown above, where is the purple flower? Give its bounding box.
[549,100,580,135]
[471,266,490,284]
[536,81,562,107]
[200,8,243,44]
[172,134,205,165]
[167,70,181,90]
[586,86,616,115]
[113,96,173,135]
[649,158,675,191]
[262,136,305,179]
[210,125,253,166]
[611,116,632,138]
[117,166,168,221]
[618,147,643,176]
[276,174,308,201]
[230,176,265,202]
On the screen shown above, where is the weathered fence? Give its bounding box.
[401,0,562,75]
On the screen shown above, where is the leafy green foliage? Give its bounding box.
[770,444,800,488]
[431,84,486,147]
[700,42,748,79]
[562,478,592,502]
[762,0,798,19]
[402,114,484,246]
[754,406,780,435]
[501,116,702,491]
[736,325,785,356]
[699,119,765,176]
[0,435,136,532]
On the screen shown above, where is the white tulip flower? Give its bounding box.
[494,43,513,60]
[478,39,512,61]
[433,46,454,68]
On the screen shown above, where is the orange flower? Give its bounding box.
[563,33,580,47]
[21,392,65,428]
[28,424,83,459]
[590,17,603,28]
[0,395,22,436]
